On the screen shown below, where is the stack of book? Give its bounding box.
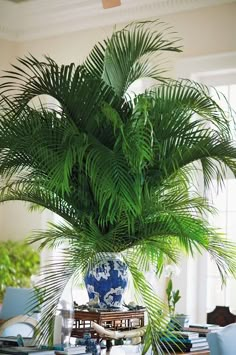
[160,331,209,352]
[186,323,222,337]
[0,347,55,355]
[55,346,87,354]
[0,345,88,355]
[0,336,19,347]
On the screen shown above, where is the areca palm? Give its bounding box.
[1,20,236,353]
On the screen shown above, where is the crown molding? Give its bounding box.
[176,51,236,78]
[0,0,235,42]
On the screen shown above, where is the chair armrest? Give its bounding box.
[0,314,38,337]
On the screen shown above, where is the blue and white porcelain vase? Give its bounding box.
[84,254,128,309]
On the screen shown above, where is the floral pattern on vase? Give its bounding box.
[84,256,128,309]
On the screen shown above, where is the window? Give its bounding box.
[175,52,236,322]
[206,83,236,313]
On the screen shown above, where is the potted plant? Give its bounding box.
[164,264,189,330]
[166,278,189,330]
[0,240,40,302]
[1,20,236,353]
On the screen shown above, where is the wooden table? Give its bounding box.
[71,311,209,354]
[101,345,210,354]
[174,352,209,355]
[71,309,145,344]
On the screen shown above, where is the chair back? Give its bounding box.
[0,287,38,320]
[207,323,236,355]
[207,305,236,326]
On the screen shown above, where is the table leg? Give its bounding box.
[106,339,113,350]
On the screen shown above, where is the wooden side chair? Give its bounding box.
[207,306,236,327]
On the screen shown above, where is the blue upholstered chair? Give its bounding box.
[0,287,39,321]
[0,287,65,344]
[207,323,236,355]
[0,287,39,339]
[0,314,37,337]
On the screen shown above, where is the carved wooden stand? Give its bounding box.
[71,309,145,349]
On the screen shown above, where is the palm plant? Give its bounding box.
[1,20,236,353]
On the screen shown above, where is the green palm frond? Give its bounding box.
[207,236,236,281]
[0,180,82,224]
[125,258,169,353]
[85,20,182,96]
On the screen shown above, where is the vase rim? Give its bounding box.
[94,252,124,260]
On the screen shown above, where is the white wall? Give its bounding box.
[0,39,19,241]
[163,2,236,58]
[16,3,236,63]
[0,201,53,240]
[0,38,17,70]
[0,39,55,243]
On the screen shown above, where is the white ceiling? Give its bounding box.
[0,0,235,42]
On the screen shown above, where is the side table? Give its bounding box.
[101,345,210,354]
[71,309,145,348]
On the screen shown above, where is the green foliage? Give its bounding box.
[0,240,40,301]
[0,20,236,353]
[166,279,181,316]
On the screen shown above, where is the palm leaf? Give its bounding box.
[85,20,182,96]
